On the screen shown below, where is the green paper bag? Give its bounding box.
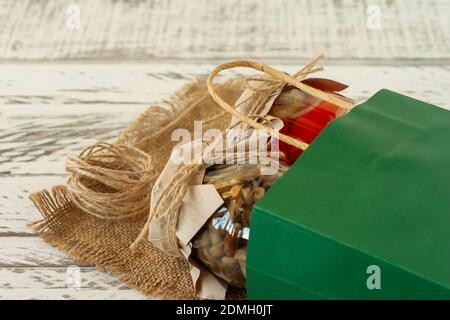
[247,89,450,299]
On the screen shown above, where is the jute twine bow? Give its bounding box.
[66,142,156,220]
[131,55,355,252]
[206,54,354,151]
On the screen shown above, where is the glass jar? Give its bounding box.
[192,163,289,288]
[192,82,350,288]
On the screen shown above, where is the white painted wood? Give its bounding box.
[0,0,449,60]
[0,237,82,267]
[1,63,450,175]
[2,63,449,107]
[0,267,151,299]
[0,176,67,234]
[0,288,149,300]
[0,104,147,175]
[0,63,199,105]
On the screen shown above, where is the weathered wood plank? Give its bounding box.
[1,63,450,176]
[0,0,449,60]
[0,267,151,299]
[2,63,449,107]
[0,63,198,105]
[1,61,450,299]
[0,237,82,267]
[0,288,148,300]
[1,64,450,232]
[0,176,67,234]
[0,104,147,174]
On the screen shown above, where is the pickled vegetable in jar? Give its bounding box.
[192,164,289,288]
[269,80,350,164]
[276,100,346,164]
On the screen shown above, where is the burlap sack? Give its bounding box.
[29,78,247,299]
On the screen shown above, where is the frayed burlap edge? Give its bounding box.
[29,78,247,300]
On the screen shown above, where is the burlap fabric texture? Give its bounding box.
[137,57,353,262]
[29,78,247,299]
[29,57,353,299]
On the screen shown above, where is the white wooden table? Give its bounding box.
[0,0,449,300]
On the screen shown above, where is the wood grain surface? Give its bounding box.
[0,267,148,299]
[0,0,449,60]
